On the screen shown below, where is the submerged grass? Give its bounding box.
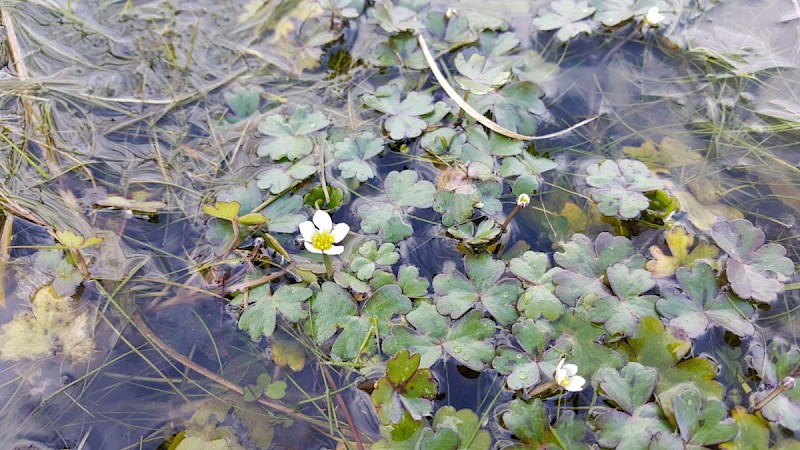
[0,0,798,448]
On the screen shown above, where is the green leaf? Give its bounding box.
[371,350,437,429]
[385,170,436,208]
[384,303,495,371]
[710,218,795,302]
[434,253,521,324]
[551,312,626,375]
[592,0,636,26]
[257,106,329,160]
[303,185,344,211]
[397,265,430,298]
[363,85,434,140]
[661,383,738,445]
[331,285,412,361]
[333,132,385,182]
[492,319,552,390]
[35,250,83,297]
[501,398,549,445]
[203,201,242,221]
[625,317,724,398]
[350,241,400,281]
[256,156,316,194]
[593,362,657,414]
[657,262,755,338]
[369,0,422,33]
[237,284,312,341]
[454,52,511,95]
[371,33,427,70]
[422,406,490,450]
[532,0,596,41]
[585,159,664,219]
[54,230,103,250]
[433,190,481,228]
[581,263,658,337]
[308,282,358,343]
[447,219,502,249]
[262,195,305,233]
[357,202,413,243]
[224,86,260,122]
[553,232,641,305]
[591,403,671,450]
[469,82,545,136]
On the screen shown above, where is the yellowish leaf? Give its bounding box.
[0,286,94,362]
[238,213,268,226]
[271,336,306,371]
[646,226,719,277]
[55,230,103,249]
[203,201,241,221]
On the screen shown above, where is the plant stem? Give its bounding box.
[502,204,522,232]
[71,248,92,279]
[322,254,333,279]
[527,379,557,398]
[223,217,240,258]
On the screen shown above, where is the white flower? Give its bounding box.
[516,193,531,208]
[299,210,349,255]
[554,358,586,392]
[643,7,665,26]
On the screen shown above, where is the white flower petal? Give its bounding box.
[555,368,567,384]
[330,223,349,243]
[299,221,317,241]
[563,363,579,376]
[565,375,586,392]
[556,358,566,372]
[304,241,323,254]
[324,245,344,255]
[312,210,333,232]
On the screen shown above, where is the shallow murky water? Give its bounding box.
[0,0,798,448]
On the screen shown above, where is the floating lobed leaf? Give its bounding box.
[492,319,552,390]
[363,85,435,140]
[308,281,358,344]
[447,219,502,249]
[580,263,659,337]
[224,86,260,122]
[532,0,596,41]
[454,52,511,95]
[624,317,724,398]
[657,262,755,338]
[257,105,329,161]
[256,156,316,194]
[385,170,436,208]
[35,250,83,297]
[551,312,626,375]
[371,265,430,298]
[591,0,637,26]
[383,302,495,371]
[369,0,422,33]
[333,132,385,182]
[593,362,658,414]
[590,403,671,450]
[469,81,545,136]
[499,150,558,195]
[509,251,563,321]
[646,225,719,278]
[237,283,312,341]
[658,383,738,446]
[350,240,400,281]
[585,159,664,219]
[710,218,795,303]
[372,350,436,427]
[433,253,521,324]
[357,202,413,243]
[371,33,428,70]
[552,232,642,306]
[332,285,412,361]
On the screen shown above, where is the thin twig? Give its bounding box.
[131,313,302,419]
[222,266,291,294]
[417,33,597,141]
[321,365,365,450]
[1,6,59,174]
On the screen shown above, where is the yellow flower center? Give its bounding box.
[312,231,335,251]
[558,376,571,387]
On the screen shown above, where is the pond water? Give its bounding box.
[0,0,798,448]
